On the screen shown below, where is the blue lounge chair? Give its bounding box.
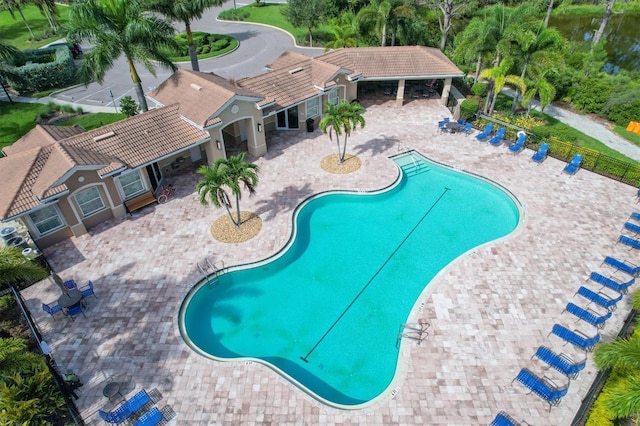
[42,302,63,320]
[80,280,97,299]
[563,153,583,175]
[576,285,623,311]
[461,122,473,135]
[508,134,527,153]
[490,411,521,426]
[489,127,506,146]
[133,407,163,426]
[549,323,601,352]
[619,235,640,250]
[624,221,640,235]
[533,345,586,379]
[475,123,494,141]
[589,271,634,294]
[603,256,640,277]
[631,212,640,222]
[532,143,549,163]
[512,368,569,410]
[99,389,151,424]
[564,302,612,329]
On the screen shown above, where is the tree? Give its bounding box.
[0,246,48,290]
[119,95,139,117]
[356,0,392,46]
[67,0,179,112]
[147,0,223,72]
[0,39,20,103]
[319,100,366,164]
[418,0,474,50]
[34,0,59,33]
[1,0,34,38]
[593,0,615,47]
[453,16,499,81]
[324,12,359,50]
[196,152,259,227]
[478,58,526,115]
[282,0,328,47]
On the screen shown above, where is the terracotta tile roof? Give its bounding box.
[0,104,209,219]
[266,51,312,70]
[318,46,464,79]
[2,124,85,157]
[239,57,341,111]
[147,69,263,127]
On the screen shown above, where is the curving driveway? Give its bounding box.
[50,0,323,109]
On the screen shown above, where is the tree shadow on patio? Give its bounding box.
[253,183,315,221]
[352,135,400,157]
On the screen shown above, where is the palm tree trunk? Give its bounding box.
[128,59,149,112]
[235,193,241,226]
[17,7,35,38]
[474,55,482,81]
[334,129,342,163]
[185,22,199,72]
[381,24,386,46]
[489,91,498,115]
[340,135,348,163]
[483,82,493,114]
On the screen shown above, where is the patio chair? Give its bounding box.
[475,123,494,141]
[457,118,466,125]
[562,153,583,175]
[79,280,97,299]
[631,212,640,222]
[99,389,152,424]
[576,285,623,312]
[132,407,163,426]
[533,345,586,379]
[549,323,601,352]
[490,411,521,426]
[65,304,86,320]
[589,271,635,294]
[462,122,473,135]
[532,143,549,163]
[489,127,506,146]
[602,256,640,277]
[618,235,640,250]
[63,279,77,290]
[512,367,569,410]
[624,221,640,235]
[508,135,527,153]
[42,302,63,320]
[564,302,612,329]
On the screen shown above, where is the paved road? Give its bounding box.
[48,0,322,110]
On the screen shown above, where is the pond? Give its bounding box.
[549,12,640,74]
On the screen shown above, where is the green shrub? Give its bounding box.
[212,39,229,50]
[201,45,211,54]
[219,8,250,20]
[119,96,138,117]
[459,99,479,120]
[601,86,640,126]
[471,82,487,97]
[0,295,14,310]
[5,45,76,94]
[573,76,614,113]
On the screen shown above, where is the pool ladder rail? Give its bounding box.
[197,257,225,287]
[396,319,430,348]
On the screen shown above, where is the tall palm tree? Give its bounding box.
[66,0,179,112]
[357,0,392,46]
[196,152,259,227]
[147,0,223,72]
[0,246,48,290]
[319,100,366,164]
[2,0,34,38]
[34,0,59,33]
[453,16,499,81]
[478,59,526,115]
[522,68,557,115]
[324,12,359,50]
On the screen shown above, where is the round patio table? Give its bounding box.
[103,382,123,401]
[58,289,83,309]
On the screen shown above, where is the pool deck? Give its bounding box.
[22,99,640,425]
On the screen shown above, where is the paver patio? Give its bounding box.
[22,99,640,425]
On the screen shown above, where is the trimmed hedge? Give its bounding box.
[6,45,76,94]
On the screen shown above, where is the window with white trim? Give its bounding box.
[306,98,319,119]
[328,89,339,106]
[118,170,145,199]
[75,186,105,217]
[29,205,64,236]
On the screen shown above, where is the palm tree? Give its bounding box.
[0,246,48,290]
[319,100,366,164]
[592,290,640,421]
[66,0,179,112]
[324,12,359,50]
[478,59,526,115]
[453,16,499,81]
[522,68,557,115]
[196,152,259,227]
[357,0,392,46]
[34,0,59,33]
[147,0,223,72]
[2,0,34,39]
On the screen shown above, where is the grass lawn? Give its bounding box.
[0,4,71,50]
[614,125,640,148]
[0,101,125,150]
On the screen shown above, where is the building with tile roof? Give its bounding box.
[0,46,462,249]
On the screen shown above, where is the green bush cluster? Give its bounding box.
[218,8,250,21]
[174,32,231,57]
[471,82,487,97]
[459,99,479,120]
[5,45,76,94]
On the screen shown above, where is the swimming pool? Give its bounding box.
[179,151,521,408]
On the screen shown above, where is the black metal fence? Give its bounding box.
[476,114,640,187]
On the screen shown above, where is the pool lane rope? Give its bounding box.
[300,187,451,363]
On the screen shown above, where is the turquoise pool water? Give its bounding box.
[179,151,520,408]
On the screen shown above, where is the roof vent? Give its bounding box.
[93,131,115,142]
[190,83,203,91]
[288,67,303,75]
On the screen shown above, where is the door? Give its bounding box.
[276,106,299,129]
